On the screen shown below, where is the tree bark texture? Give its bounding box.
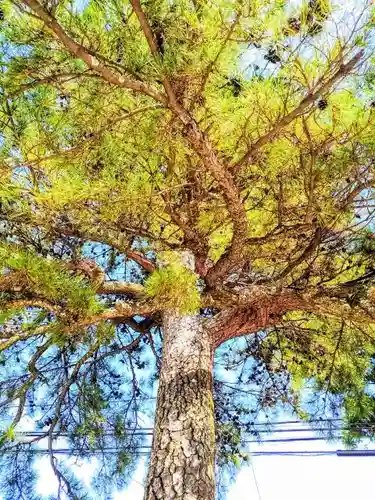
[144,311,215,500]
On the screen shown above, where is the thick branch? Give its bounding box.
[98,281,145,296]
[0,271,28,293]
[1,299,62,314]
[127,251,156,273]
[182,121,249,286]
[207,282,375,347]
[64,259,147,295]
[129,0,181,108]
[21,0,166,103]
[339,179,375,209]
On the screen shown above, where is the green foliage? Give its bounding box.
[116,450,131,474]
[0,304,20,325]
[0,244,101,316]
[145,253,200,313]
[0,425,15,447]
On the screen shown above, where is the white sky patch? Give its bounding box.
[68,456,98,489]
[34,454,98,497]
[228,452,375,500]
[34,456,59,497]
[112,459,146,500]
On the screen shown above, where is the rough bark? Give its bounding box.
[144,311,215,500]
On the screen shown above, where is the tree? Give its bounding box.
[0,0,375,498]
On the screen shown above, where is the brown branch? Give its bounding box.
[340,179,375,210]
[233,50,364,171]
[66,255,153,285]
[129,0,180,108]
[127,251,156,272]
[208,289,303,347]
[161,189,208,264]
[181,121,249,286]
[98,281,145,296]
[0,304,155,352]
[8,71,101,97]
[129,0,249,284]
[21,0,166,103]
[50,223,171,264]
[64,259,105,286]
[0,271,29,293]
[1,299,62,314]
[274,226,322,282]
[206,281,375,347]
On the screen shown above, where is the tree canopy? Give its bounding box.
[1,0,375,498]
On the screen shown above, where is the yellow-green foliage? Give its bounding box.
[145,255,200,313]
[0,245,101,315]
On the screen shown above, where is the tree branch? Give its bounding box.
[8,71,101,97]
[98,281,145,296]
[127,251,156,273]
[129,0,180,108]
[0,303,155,352]
[64,258,147,294]
[129,0,249,285]
[206,282,375,347]
[233,50,364,171]
[273,226,322,282]
[21,0,166,103]
[1,299,62,315]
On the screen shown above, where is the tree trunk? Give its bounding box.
[144,311,216,500]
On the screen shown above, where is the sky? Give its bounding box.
[28,425,375,500]
[5,408,375,499]
[228,451,375,500]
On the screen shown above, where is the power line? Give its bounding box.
[1,448,375,458]
[12,423,375,437]
[244,426,375,434]
[250,457,262,500]
[248,450,375,457]
[243,436,343,444]
[11,426,375,443]
[14,429,154,436]
[251,419,343,426]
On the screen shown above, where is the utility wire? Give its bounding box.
[1,448,375,457]
[10,435,369,448]
[251,419,343,425]
[242,426,375,434]
[250,457,262,500]
[243,436,343,444]
[12,424,375,438]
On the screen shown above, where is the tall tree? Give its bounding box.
[1,0,375,498]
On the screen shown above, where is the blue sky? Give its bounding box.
[24,424,375,499]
